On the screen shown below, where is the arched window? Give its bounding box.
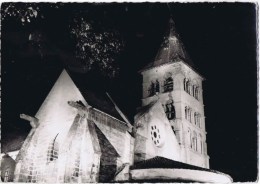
[148,81,156,96]
[194,113,202,128]
[185,106,188,119]
[193,131,197,151]
[185,80,189,93]
[199,134,203,153]
[187,81,191,95]
[4,169,9,182]
[165,100,175,120]
[47,133,59,162]
[164,77,173,92]
[195,87,199,100]
[188,108,192,122]
[73,158,80,178]
[192,85,196,97]
[155,80,160,93]
[185,106,192,123]
[187,129,192,148]
[198,114,201,128]
[183,78,187,91]
[194,112,197,125]
[194,87,197,99]
[184,78,190,93]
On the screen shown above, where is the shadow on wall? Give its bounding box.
[95,124,120,182]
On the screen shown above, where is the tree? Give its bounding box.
[1,3,63,24]
[2,3,125,78]
[70,15,124,78]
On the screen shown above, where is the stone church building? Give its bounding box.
[1,19,232,183]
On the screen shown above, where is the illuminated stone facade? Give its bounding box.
[13,70,134,183]
[2,18,219,183]
[137,19,209,168]
[138,62,209,168]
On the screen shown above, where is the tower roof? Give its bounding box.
[142,18,194,71]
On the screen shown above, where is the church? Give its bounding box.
[1,18,232,183]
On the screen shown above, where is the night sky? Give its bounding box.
[1,3,258,182]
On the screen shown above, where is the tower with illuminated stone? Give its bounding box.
[139,19,209,168]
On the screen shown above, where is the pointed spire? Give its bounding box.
[142,18,194,71]
[168,18,178,37]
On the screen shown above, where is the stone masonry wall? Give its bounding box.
[141,61,209,168]
[88,109,130,167]
[95,124,118,182]
[14,69,132,182]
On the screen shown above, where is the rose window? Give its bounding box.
[150,125,162,147]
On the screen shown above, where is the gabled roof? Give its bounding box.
[130,156,233,183]
[142,18,194,72]
[135,100,157,121]
[131,156,214,173]
[68,71,125,122]
[2,70,127,153]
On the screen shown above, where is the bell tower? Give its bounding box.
[140,18,209,168]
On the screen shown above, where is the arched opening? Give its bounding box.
[194,112,197,125]
[193,113,201,128]
[193,131,197,151]
[165,100,175,120]
[184,78,190,93]
[195,87,199,100]
[199,134,203,153]
[187,129,192,148]
[185,106,192,123]
[187,81,191,94]
[197,114,201,128]
[4,169,9,182]
[155,80,160,93]
[192,85,196,97]
[164,77,173,92]
[47,133,59,162]
[185,106,188,119]
[148,81,156,96]
[183,78,186,91]
[188,108,192,122]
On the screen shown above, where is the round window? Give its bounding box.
[150,125,162,147]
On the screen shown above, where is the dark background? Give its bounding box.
[1,3,258,182]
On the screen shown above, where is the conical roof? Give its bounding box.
[142,18,194,71]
